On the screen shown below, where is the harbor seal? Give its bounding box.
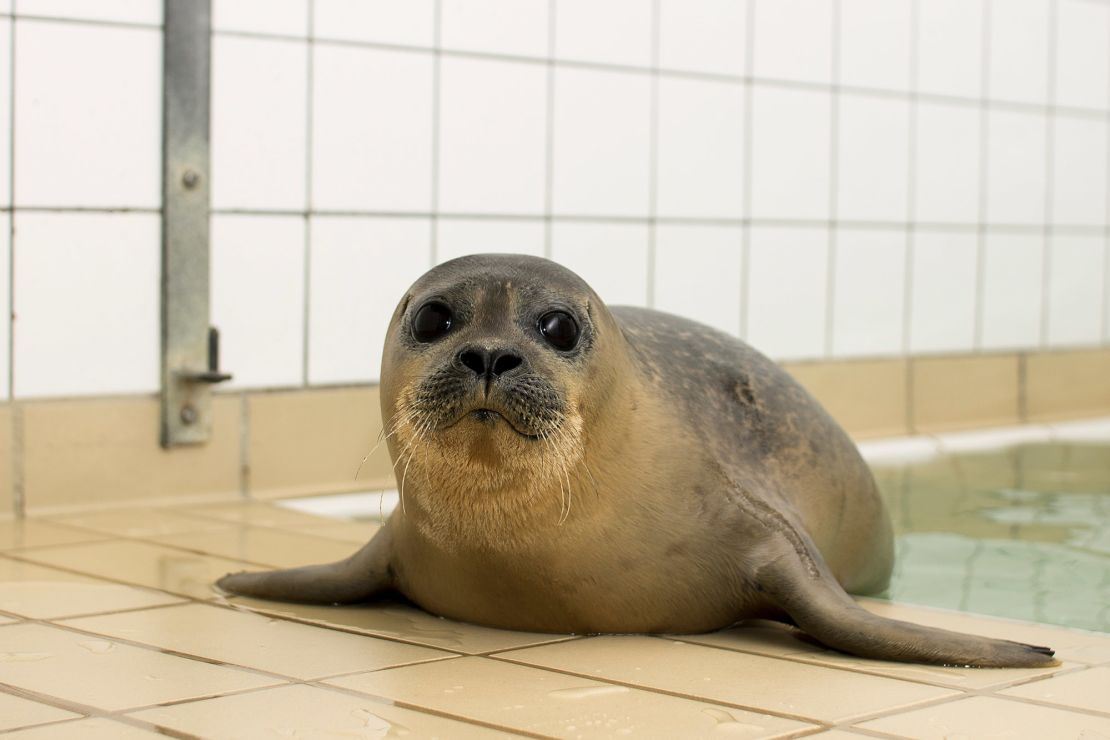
[219,254,1055,667]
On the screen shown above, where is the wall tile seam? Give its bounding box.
[972,0,993,352]
[213,28,1110,119]
[823,0,842,360]
[203,211,1110,233]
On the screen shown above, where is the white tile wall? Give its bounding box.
[312,45,433,212]
[212,0,307,37]
[17,0,161,25]
[747,226,828,360]
[980,233,1044,350]
[313,0,434,47]
[836,94,909,222]
[308,217,430,385]
[749,87,832,220]
[552,67,651,217]
[12,213,160,398]
[6,0,1110,401]
[441,0,548,58]
[440,56,546,214]
[14,20,161,208]
[988,0,1050,105]
[986,110,1046,225]
[839,0,911,92]
[1054,0,1110,110]
[831,229,906,357]
[914,102,980,224]
[909,231,978,354]
[658,0,748,76]
[211,215,306,390]
[1046,235,1106,347]
[554,0,652,68]
[0,214,8,400]
[653,225,743,336]
[436,220,544,264]
[1051,116,1108,226]
[916,0,983,100]
[655,77,744,219]
[211,35,307,211]
[550,223,650,307]
[751,0,832,84]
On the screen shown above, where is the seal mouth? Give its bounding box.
[444,407,541,440]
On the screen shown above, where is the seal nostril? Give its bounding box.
[459,350,486,375]
[492,353,523,376]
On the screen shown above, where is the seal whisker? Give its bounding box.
[355,407,418,480]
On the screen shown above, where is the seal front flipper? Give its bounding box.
[216,526,394,605]
[753,533,1057,668]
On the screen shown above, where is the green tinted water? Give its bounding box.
[872,442,1110,633]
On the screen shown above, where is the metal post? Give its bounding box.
[161,0,229,447]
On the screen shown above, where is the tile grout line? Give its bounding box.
[738,0,755,342]
[824,0,841,359]
[203,23,1110,121]
[904,0,920,432]
[542,0,555,260]
[428,0,441,267]
[1040,0,1059,349]
[645,0,659,309]
[973,0,992,351]
[300,0,314,389]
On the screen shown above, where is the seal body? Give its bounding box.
[219,254,1055,667]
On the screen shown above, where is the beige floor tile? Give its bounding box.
[0,615,17,624]
[179,501,338,529]
[62,602,455,680]
[15,540,256,600]
[48,508,233,539]
[227,596,575,655]
[248,387,393,499]
[129,683,518,739]
[497,636,958,724]
[0,520,107,551]
[0,691,80,732]
[859,599,1110,665]
[855,695,1110,738]
[784,358,909,438]
[152,526,360,568]
[3,718,165,739]
[0,623,280,712]
[911,354,1021,432]
[326,656,815,739]
[0,556,183,619]
[21,396,240,511]
[1000,665,1110,714]
[674,622,828,659]
[299,519,382,543]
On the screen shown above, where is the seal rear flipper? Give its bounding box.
[755,537,1057,668]
[216,527,394,605]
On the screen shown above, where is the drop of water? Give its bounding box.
[78,640,115,655]
[548,685,631,700]
[702,708,765,735]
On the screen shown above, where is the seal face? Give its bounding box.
[218,254,1057,668]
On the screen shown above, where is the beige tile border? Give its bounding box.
[0,347,1107,512]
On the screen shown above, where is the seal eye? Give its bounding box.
[538,311,579,351]
[412,301,453,343]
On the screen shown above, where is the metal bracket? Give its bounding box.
[160,0,230,447]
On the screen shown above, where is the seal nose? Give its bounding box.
[458,347,524,378]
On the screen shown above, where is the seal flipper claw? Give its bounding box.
[756,534,1058,668]
[217,527,394,605]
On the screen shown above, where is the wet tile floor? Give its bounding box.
[0,502,1108,738]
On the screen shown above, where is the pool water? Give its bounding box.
[871,441,1110,633]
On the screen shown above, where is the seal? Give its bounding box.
[218,254,1055,667]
